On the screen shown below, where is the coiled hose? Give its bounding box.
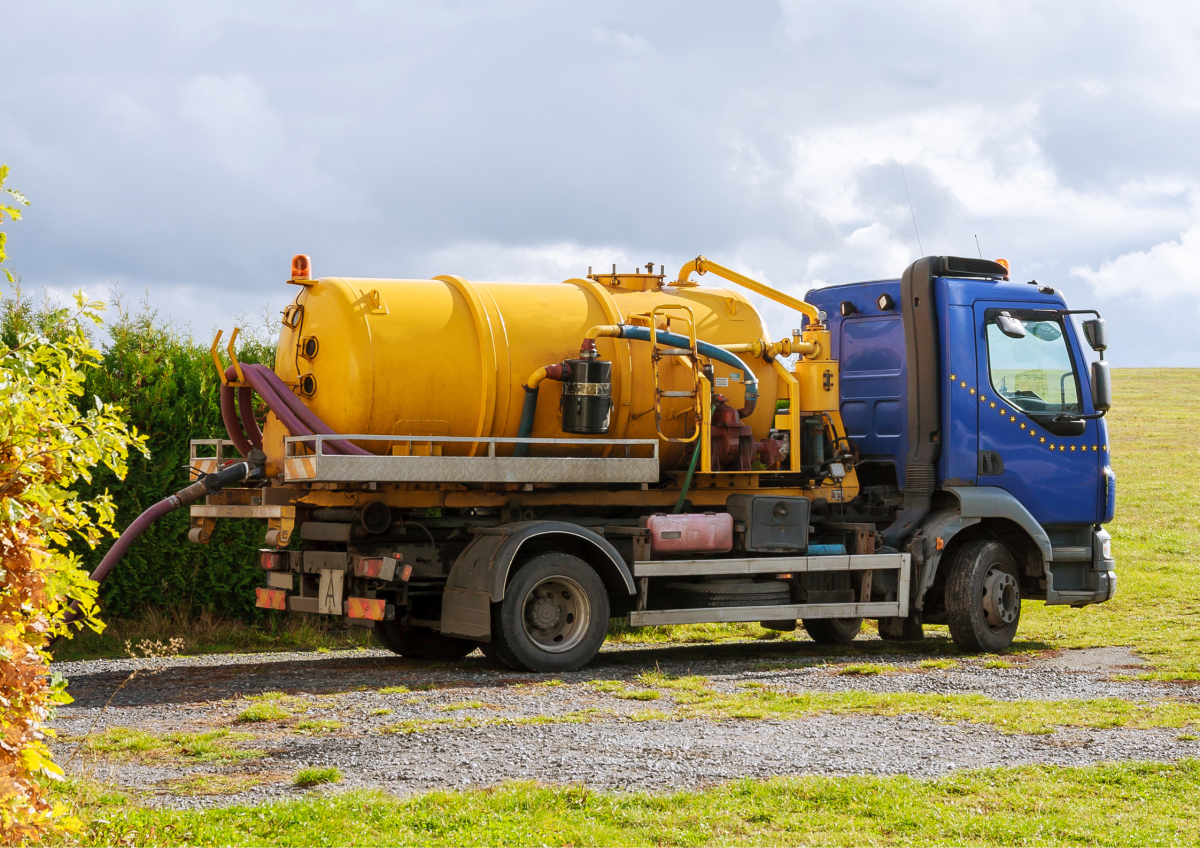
[221,364,370,456]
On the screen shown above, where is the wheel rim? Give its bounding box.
[982,566,1020,629]
[520,574,591,653]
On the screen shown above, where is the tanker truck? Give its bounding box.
[95,253,1116,672]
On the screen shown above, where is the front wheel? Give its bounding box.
[945,539,1022,652]
[488,553,610,673]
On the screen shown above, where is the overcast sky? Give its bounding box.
[2,1,1198,365]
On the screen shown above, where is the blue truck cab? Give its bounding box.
[807,256,1116,650]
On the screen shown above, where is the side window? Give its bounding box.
[986,313,1081,415]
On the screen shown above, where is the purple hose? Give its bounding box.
[220,381,254,457]
[88,495,185,585]
[239,364,370,456]
[237,385,264,449]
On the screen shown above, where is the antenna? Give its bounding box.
[975,235,983,259]
[900,164,923,256]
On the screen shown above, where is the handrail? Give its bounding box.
[284,433,660,458]
[676,255,821,325]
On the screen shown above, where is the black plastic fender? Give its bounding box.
[440,521,635,640]
[911,486,1054,610]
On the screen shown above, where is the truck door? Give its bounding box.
[971,303,1101,526]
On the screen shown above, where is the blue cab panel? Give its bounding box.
[807,280,908,487]
[808,275,1105,526]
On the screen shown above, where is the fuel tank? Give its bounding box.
[265,270,781,470]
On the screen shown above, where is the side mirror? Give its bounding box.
[994,311,1026,339]
[1082,317,1108,352]
[1091,360,1112,412]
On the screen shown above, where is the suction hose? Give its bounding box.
[613,326,759,418]
[59,451,267,635]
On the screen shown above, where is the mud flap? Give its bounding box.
[441,587,491,640]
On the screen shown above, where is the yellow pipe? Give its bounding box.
[676,256,821,325]
[584,324,624,341]
[720,337,820,359]
[526,365,550,389]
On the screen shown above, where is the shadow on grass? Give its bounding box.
[57,630,1056,711]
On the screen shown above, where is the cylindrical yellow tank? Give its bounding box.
[266,273,781,470]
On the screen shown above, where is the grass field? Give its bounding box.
[52,761,1200,846]
[48,368,1200,845]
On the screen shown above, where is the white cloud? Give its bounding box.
[417,241,644,283]
[590,27,648,55]
[1070,225,1200,300]
[804,223,916,288]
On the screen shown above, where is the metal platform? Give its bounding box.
[282,434,661,484]
[628,601,904,626]
[627,552,910,625]
[631,553,909,578]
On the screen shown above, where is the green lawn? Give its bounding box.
[53,761,1200,847]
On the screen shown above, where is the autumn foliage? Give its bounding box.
[0,167,144,842]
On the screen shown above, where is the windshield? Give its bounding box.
[986,313,1081,415]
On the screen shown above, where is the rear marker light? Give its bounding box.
[259,550,290,571]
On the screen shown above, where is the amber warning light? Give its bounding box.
[290,253,312,283]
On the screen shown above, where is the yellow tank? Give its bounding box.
[264,269,785,471]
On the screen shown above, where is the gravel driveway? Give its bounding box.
[52,639,1200,809]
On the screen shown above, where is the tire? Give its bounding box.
[488,552,610,673]
[373,622,418,657]
[945,539,1022,652]
[664,579,791,609]
[801,617,863,644]
[478,641,510,669]
[877,614,924,641]
[374,620,477,662]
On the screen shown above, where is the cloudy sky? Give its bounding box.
[2,1,1198,365]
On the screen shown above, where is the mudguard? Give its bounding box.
[440,521,635,640]
[911,486,1053,609]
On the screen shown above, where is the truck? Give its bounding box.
[95,252,1116,673]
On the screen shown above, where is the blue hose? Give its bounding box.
[513,386,539,457]
[617,326,758,415]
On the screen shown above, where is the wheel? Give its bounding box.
[945,539,1022,652]
[478,641,510,668]
[801,617,863,644]
[372,621,418,657]
[488,552,609,673]
[877,614,924,641]
[374,620,477,662]
[664,579,791,608]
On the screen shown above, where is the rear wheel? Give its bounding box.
[801,617,863,644]
[488,553,609,673]
[374,620,477,662]
[945,539,1022,652]
[877,614,924,641]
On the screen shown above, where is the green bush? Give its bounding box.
[71,297,279,621]
[4,287,281,623]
